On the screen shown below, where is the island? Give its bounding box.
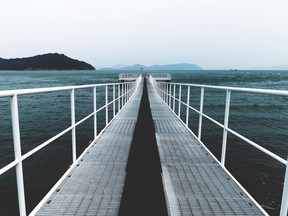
[0,53,95,70]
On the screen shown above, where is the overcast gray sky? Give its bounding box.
[1,0,287,69]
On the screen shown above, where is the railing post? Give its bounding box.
[118,84,120,111]
[11,94,27,216]
[198,87,204,140]
[173,84,176,112]
[178,85,182,117]
[221,90,231,166]
[163,83,166,102]
[93,87,97,138]
[186,86,190,126]
[124,83,126,104]
[105,85,108,125]
[113,85,116,117]
[162,83,165,100]
[126,83,128,103]
[280,158,288,216]
[169,83,172,108]
[70,89,76,163]
[121,83,124,108]
[165,83,169,104]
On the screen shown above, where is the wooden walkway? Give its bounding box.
[35,77,266,215]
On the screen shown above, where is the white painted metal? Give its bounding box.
[173,84,176,112]
[113,85,116,117]
[198,87,204,140]
[178,85,181,117]
[29,76,142,216]
[280,157,288,216]
[185,86,190,126]
[0,160,19,176]
[122,83,124,108]
[168,83,172,107]
[148,77,268,215]
[93,87,97,138]
[221,90,231,166]
[71,89,77,163]
[105,86,108,125]
[151,77,287,166]
[118,85,120,111]
[0,82,122,97]
[149,75,288,214]
[11,95,27,216]
[0,78,140,215]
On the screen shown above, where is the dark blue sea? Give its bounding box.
[0,70,288,215]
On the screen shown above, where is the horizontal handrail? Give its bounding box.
[0,82,122,97]
[167,90,287,165]
[150,75,288,216]
[0,76,142,216]
[168,82,288,96]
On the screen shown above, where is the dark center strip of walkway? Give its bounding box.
[119,78,168,216]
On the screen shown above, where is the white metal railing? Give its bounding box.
[119,73,171,82]
[0,76,142,216]
[149,75,288,216]
[149,73,171,79]
[119,73,141,82]
[119,73,141,78]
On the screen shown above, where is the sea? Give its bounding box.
[0,70,288,215]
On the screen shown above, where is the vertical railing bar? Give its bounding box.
[105,85,108,125]
[128,83,131,100]
[11,94,27,216]
[121,83,124,108]
[93,87,97,138]
[164,83,166,102]
[186,86,190,126]
[124,83,126,104]
[165,83,168,104]
[198,87,204,140]
[178,85,182,117]
[280,158,288,216]
[169,83,172,108]
[70,89,76,163]
[127,83,130,100]
[163,83,166,102]
[126,83,128,103]
[162,83,164,100]
[118,84,120,111]
[113,85,116,117]
[173,84,176,112]
[221,90,231,166]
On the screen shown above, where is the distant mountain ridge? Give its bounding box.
[0,53,95,70]
[251,65,288,70]
[100,63,202,70]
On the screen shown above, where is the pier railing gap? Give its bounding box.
[150,75,288,216]
[0,76,141,216]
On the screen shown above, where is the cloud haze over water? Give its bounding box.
[1,0,288,69]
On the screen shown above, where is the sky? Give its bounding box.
[0,0,288,69]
